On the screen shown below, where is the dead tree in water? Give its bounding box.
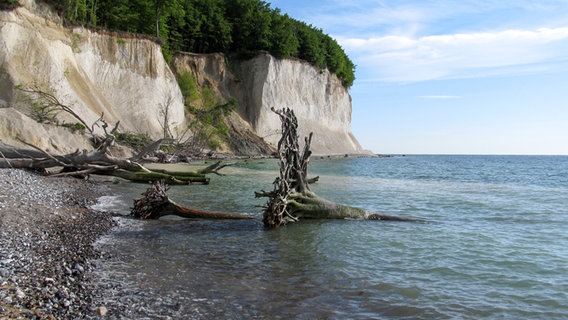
[256,108,418,228]
[130,108,418,223]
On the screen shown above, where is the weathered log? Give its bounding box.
[0,142,141,171]
[150,168,208,177]
[0,142,224,184]
[258,108,314,227]
[287,192,418,221]
[198,161,237,175]
[131,138,176,161]
[111,169,209,185]
[131,180,252,220]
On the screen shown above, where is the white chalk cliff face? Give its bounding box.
[0,1,184,153]
[0,1,364,155]
[175,52,364,155]
[236,54,363,154]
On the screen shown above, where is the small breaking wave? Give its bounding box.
[91,195,130,214]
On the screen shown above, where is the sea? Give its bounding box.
[91,155,568,319]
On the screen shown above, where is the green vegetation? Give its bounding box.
[70,32,82,52]
[185,86,237,150]
[61,122,87,133]
[0,0,19,10]
[114,132,152,152]
[38,0,355,87]
[176,71,199,104]
[16,83,67,124]
[175,70,236,151]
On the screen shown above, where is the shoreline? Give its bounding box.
[0,155,386,318]
[0,169,116,318]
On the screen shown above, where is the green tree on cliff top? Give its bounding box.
[34,0,355,87]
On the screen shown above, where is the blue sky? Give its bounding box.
[269,0,568,155]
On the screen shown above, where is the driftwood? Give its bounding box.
[256,108,418,228]
[127,108,418,223]
[131,180,252,220]
[0,139,232,184]
[3,82,236,183]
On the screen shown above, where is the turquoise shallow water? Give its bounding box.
[93,155,568,319]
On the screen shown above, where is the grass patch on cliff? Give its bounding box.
[177,71,199,105]
[176,71,237,151]
[185,87,236,151]
[60,122,87,134]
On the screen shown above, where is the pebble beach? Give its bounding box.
[0,169,116,319]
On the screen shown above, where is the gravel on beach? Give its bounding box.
[0,168,116,319]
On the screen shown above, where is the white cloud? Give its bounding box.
[338,27,568,82]
[312,0,568,35]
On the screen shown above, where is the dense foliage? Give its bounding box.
[0,0,19,10]
[38,0,355,87]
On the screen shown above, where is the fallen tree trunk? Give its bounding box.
[2,84,234,183]
[257,108,420,228]
[111,169,209,185]
[287,192,417,221]
[132,180,252,220]
[0,141,232,184]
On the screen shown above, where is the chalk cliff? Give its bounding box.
[0,1,364,156]
[0,1,184,153]
[233,53,363,154]
[173,52,364,155]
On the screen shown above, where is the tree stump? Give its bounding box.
[257,108,420,228]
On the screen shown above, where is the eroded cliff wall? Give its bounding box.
[235,53,363,154]
[0,1,184,153]
[1,1,364,156]
[174,52,364,155]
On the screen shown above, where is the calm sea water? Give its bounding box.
[92,155,568,319]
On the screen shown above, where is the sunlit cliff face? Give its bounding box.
[1,0,363,155]
[0,2,184,152]
[175,52,364,155]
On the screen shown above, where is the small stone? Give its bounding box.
[44,277,56,285]
[74,263,85,274]
[15,288,25,299]
[97,306,108,316]
[57,288,69,299]
[64,266,73,275]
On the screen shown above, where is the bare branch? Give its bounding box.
[16,83,120,149]
[131,138,176,161]
[17,138,69,167]
[0,150,14,168]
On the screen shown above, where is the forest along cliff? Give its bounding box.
[0,1,365,156]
